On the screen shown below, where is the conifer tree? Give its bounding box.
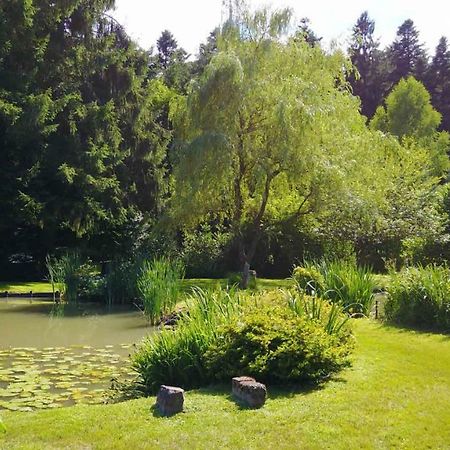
[348,11,384,118]
[427,37,450,131]
[388,19,428,86]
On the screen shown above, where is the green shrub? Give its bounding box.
[182,225,231,278]
[132,289,353,394]
[385,265,450,332]
[293,260,375,315]
[292,265,324,295]
[132,288,240,393]
[205,295,353,384]
[137,257,185,324]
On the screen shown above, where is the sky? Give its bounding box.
[112,0,450,56]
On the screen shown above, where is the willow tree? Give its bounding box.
[170,7,384,285]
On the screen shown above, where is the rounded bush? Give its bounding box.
[131,289,354,395]
[293,266,325,295]
[205,301,353,384]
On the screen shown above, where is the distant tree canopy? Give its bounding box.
[348,13,450,134]
[426,37,450,131]
[0,0,449,279]
[348,12,380,119]
[170,6,446,283]
[387,19,428,85]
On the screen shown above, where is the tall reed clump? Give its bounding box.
[132,288,240,393]
[104,259,142,306]
[293,260,376,316]
[286,290,351,336]
[46,253,83,303]
[45,255,65,302]
[137,257,185,324]
[385,265,450,332]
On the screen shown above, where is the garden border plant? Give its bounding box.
[131,287,354,395]
[384,264,450,332]
[292,259,376,316]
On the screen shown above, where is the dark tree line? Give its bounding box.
[0,1,220,278]
[348,12,450,131]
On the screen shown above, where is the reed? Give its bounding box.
[385,264,450,332]
[137,257,185,324]
[293,259,376,316]
[132,288,240,393]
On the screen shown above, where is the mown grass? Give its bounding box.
[181,278,291,293]
[1,320,449,449]
[0,281,53,294]
[0,278,289,296]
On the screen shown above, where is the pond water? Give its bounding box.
[0,298,153,412]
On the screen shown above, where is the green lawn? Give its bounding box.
[181,277,290,293]
[0,281,53,294]
[0,278,289,296]
[1,320,449,449]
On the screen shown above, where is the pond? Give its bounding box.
[0,298,152,412]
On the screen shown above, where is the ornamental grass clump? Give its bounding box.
[104,259,143,306]
[137,257,185,324]
[132,288,240,394]
[385,265,450,332]
[293,260,376,316]
[46,252,84,303]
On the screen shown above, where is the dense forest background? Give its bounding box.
[1,1,450,279]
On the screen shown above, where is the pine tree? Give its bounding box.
[0,0,172,267]
[295,18,322,47]
[193,29,219,76]
[427,37,450,131]
[155,30,191,93]
[157,30,178,70]
[388,19,428,86]
[348,11,384,118]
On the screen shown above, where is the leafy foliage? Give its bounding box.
[371,77,443,141]
[385,265,450,332]
[170,5,396,281]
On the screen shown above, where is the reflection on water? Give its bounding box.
[0,298,153,411]
[0,298,151,348]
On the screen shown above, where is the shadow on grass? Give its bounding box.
[149,403,185,418]
[376,320,449,340]
[113,375,348,417]
[192,377,346,405]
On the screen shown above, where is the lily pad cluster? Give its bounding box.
[0,344,135,412]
